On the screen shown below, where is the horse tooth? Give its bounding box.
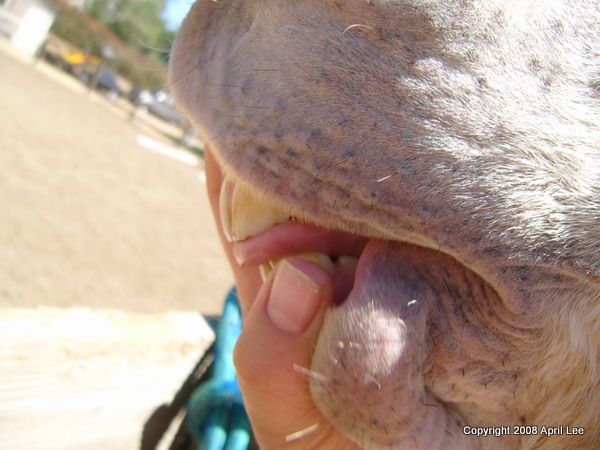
[259,261,276,281]
[219,178,234,242]
[336,255,359,276]
[294,252,336,276]
[260,253,336,282]
[229,182,290,241]
[219,178,290,242]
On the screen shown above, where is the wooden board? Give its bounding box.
[0,307,215,449]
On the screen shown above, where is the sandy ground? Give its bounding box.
[0,40,239,449]
[0,41,233,316]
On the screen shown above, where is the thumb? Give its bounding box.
[233,257,349,449]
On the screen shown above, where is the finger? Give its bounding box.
[234,257,346,449]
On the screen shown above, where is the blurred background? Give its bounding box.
[0,0,235,448]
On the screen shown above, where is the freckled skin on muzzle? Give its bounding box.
[170,0,600,448]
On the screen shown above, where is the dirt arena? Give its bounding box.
[0,42,233,316]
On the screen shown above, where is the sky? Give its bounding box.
[162,0,194,31]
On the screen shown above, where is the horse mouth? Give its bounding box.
[218,171,483,447]
[218,173,475,312]
[213,149,527,448]
[220,176,371,305]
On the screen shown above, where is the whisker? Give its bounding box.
[343,23,375,34]
[249,68,280,72]
[136,40,173,55]
[237,105,275,110]
[285,422,321,443]
[202,0,242,11]
[205,83,244,89]
[293,363,328,384]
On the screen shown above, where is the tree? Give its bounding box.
[86,0,173,63]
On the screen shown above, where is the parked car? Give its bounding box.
[132,89,184,126]
[95,70,121,98]
[130,86,153,107]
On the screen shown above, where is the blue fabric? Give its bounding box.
[187,287,251,450]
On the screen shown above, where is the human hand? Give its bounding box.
[205,150,359,448]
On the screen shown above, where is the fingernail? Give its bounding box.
[267,259,323,335]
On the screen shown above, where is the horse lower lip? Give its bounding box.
[231,221,369,267]
[310,240,455,446]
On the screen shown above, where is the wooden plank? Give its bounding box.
[0,307,215,449]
